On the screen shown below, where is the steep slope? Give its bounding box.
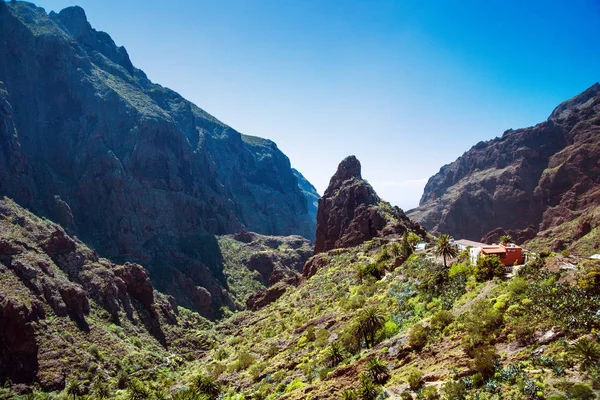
[0,197,210,390]
[0,2,316,316]
[314,156,426,254]
[408,83,600,252]
[292,167,320,238]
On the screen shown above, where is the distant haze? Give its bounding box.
[29,0,600,210]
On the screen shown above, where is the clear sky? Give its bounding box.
[28,0,600,210]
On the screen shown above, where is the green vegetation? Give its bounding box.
[434,233,458,268]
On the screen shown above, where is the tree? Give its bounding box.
[400,234,413,259]
[354,306,385,348]
[366,357,390,384]
[435,234,458,268]
[474,255,505,281]
[407,232,421,247]
[66,380,84,400]
[499,235,513,245]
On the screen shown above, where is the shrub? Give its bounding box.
[407,369,422,391]
[191,374,220,399]
[474,255,505,281]
[566,383,595,400]
[442,379,466,400]
[470,345,499,378]
[357,262,385,281]
[400,392,413,400]
[285,378,305,393]
[365,357,390,384]
[116,370,129,389]
[341,389,358,400]
[508,276,528,297]
[358,374,382,400]
[569,337,600,372]
[231,350,256,371]
[511,317,536,346]
[127,378,150,400]
[383,319,400,338]
[577,261,600,294]
[408,323,429,351]
[421,385,439,400]
[430,310,454,332]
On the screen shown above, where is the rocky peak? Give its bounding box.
[324,155,363,196]
[314,156,425,255]
[56,6,90,39]
[549,82,600,122]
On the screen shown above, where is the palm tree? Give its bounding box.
[435,234,458,268]
[66,380,83,400]
[499,235,513,245]
[570,337,600,372]
[366,357,390,384]
[355,306,385,348]
[325,342,346,367]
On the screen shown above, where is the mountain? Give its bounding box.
[314,156,426,255]
[0,197,196,390]
[408,83,600,253]
[0,2,317,317]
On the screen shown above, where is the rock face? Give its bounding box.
[0,198,178,387]
[217,231,312,309]
[408,84,600,245]
[0,2,316,316]
[314,156,426,254]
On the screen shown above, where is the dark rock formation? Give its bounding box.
[0,2,316,316]
[314,156,426,254]
[246,277,298,311]
[408,84,600,245]
[0,197,178,386]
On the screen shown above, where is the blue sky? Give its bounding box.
[30,0,600,210]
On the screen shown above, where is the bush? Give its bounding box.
[191,374,220,399]
[470,345,499,378]
[578,261,600,294]
[421,386,439,400]
[474,255,505,281]
[430,310,454,332]
[442,380,466,400]
[357,262,385,281]
[285,378,305,393]
[231,350,256,371]
[569,337,600,372]
[408,323,429,351]
[566,383,595,400]
[358,374,382,400]
[400,392,413,400]
[407,369,422,390]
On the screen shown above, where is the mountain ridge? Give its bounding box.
[0,1,317,317]
[408,83,600,254]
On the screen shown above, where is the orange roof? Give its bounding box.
[481,246,506,254]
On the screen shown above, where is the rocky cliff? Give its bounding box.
[314,156,426,254]
[408,84,600,252]
[0,2,316,316]
[0,197,192,388]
